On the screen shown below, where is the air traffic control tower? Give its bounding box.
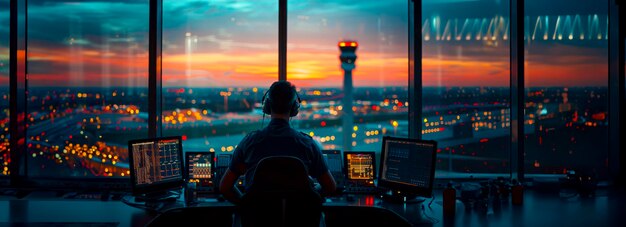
[339,41,358,151]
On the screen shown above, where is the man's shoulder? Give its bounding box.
[294,130,322,149]
[239,130,264,145]
[298,131,312,138]
[295,131,316,141]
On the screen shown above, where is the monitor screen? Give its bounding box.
[344,152,376,185]
[322,150,344,187]
[216,153,232,168]
[322,150,343,174]
[379,136,437,197]
[213,153,245,189]
[186,152,215,190]
[128,136,184,195]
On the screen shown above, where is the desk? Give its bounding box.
[1,188,625,227]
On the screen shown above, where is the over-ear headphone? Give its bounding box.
[262,81,301,117]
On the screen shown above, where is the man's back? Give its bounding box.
[219,81,336,204]
[229,118,326,191]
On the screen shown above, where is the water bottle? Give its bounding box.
[511,179,523,205]
[443,182,456,216]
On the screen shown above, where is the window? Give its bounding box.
[524,0,609,177]
[0,0,618,182]
[422,0,511,176]
[288,0,409,152]
[26,0,149,178]
[0,0,8,176]
[161,0,278,152]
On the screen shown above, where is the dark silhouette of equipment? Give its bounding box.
[238,156,323,227]
[560,170,598,198]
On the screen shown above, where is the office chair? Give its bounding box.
[238,156,324,227]
[145,206,235,227]
[322,206,412,227]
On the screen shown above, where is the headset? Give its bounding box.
[261,81,301,117]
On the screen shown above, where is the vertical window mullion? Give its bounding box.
[279,0,287,81]
[9,0,27,186]
[409,0,422,140]
[149,0,163,138]
[510,0,525,181]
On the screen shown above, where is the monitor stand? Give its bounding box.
[135,190,179,203]
[121,190,180,212]
[380,191,438,224]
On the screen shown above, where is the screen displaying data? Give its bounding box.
[345,153,375,181]
[323,150,343,174]
[187,153,214,188]
[381,139,435,188]
[131,138,182,186]
[323,150,345,187]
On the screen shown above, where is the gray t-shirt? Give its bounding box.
[228,118,328,191]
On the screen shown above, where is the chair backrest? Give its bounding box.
[239,156,323,227]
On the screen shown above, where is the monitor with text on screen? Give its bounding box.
[344,151,376,187]
[185,152,215,193]
[128,136,184,196]
[379,136,437,199]
[322,150,345,187]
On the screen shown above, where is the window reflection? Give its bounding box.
[423,0,511,176]
[524,0,609,177]
[0,0,9,176]
[288,0,409,154]
[26,0,149,178]
[161,0,278,152]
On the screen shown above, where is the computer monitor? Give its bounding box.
[185,152,215,193]
[343,151,376,187]
[128,136,184,198]
[213,153,245,190]
[378,136,437,199]
[322,150,345,187]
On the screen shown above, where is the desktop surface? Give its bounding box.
[2,187,626,227]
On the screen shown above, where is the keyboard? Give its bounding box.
[343,185,385,194]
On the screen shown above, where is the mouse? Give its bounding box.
[346,195,355,202]
[217,195,226,202]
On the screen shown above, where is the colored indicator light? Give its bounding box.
[339,41,358,47]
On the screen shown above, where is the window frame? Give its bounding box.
[4,0,624,188]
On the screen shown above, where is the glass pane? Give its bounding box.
[287,0,409,152]
[524,0,609,177]
[162,1,278,152]
[27,0,149,178]
[0,0,8,177]
[423,0,511,176]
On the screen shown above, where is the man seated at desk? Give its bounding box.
[218,81,337,204]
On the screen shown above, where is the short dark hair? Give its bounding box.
[268,81,297,115]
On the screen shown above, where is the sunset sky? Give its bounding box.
[0,0,610,88]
